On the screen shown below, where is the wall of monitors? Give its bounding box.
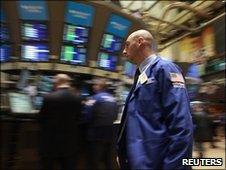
[1,14,11,62]
[20,22,49,61]
[61,1,95,65]
[18,1,50,62]
[61,24,89,65]
[97,14,132,71]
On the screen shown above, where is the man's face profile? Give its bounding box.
[123,35,139,64]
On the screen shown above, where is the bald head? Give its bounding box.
[129,29,153,42]
[54,74,71,88]
[123,29,157,65]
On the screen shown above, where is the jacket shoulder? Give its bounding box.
[154,57,182,74]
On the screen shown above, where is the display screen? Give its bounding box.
[100,33,123,53]
[33,95,44,110]
[16,70,31,90]
[0,23,9,42]
[205,58,226,74]
[124,61,136,77]
[21,23,48,41]
[37,76,54,94]
[8,93,33,114]
[33,76,54,109]
[21,44,49,61]
[0,44,11,62]
[97,52,117,71]
[63,24,88,45]
[61,45,86,65]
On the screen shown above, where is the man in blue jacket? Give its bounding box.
[117,30,193,170]
[84,78,118,169]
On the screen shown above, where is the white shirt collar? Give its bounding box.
[138,54,157,73]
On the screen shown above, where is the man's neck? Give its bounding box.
[136,51,155,66]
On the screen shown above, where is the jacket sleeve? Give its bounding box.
[158,63,193,170]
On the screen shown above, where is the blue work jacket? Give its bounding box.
[117,56,193,170]
[83,91,118,141]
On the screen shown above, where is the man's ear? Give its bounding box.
[137,37,144,46]
[138,37,143,44]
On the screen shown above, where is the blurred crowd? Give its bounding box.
[191,101,225,158]
[38,74,119,170]
[18,72,225,170]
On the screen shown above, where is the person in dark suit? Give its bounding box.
[84,78,118,169]
[191,102,213,158]
[117,30,193,169]
[38,74,82,170]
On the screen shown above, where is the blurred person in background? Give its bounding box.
[207,106,222,144]
[38,74,82,170]
[84,77,118,169]
[70,79,88,169]
[117,29,193,169]
[191,102,213,158]
[23,79,37,106]
[219,111,226,137]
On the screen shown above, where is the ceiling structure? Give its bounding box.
[108,0,225,51]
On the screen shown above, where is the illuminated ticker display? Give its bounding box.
[100,33,123,53]
[97,52,117,71]
[0,45,11,62]
[21,44,49,61]
[63,24,88,45]
[61,45,86,65]
[21,23,48,41]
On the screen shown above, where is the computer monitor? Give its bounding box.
[8,92,33,114]
[21,44,49,61]
[60,45,86,65]
[0,23,9,42]
[97,52,117,71]
[21,22,48,41]
[63,24,89,45]
[37,76,54,94]
[0,44,11,62]
[100,33,123,53]
[33,95,44,110]
[124,61,136,77]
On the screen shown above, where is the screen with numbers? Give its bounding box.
[97,52,117,71]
